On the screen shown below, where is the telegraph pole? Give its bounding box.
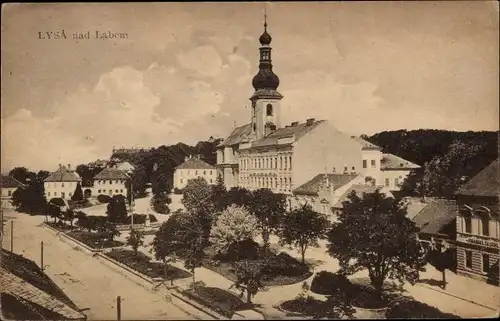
[41,241,44,271]
[10,220,13,252]
[116,296,121,321]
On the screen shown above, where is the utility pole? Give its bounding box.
[10,220,13,252]
[116,296,121,321]
[41,241,44,271]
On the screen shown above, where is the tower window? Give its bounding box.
[266,104,273,116]
[253,123,257,131]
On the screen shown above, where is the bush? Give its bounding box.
[173,188,183,195]
[226,239,260,261]
[260,252,310,277]
[123,214,147,224]
[310,271,352,295]
[148,214,158,223]
[49,198,66,207]
[182,286,244,318]
[386,298,460,319]
[97,194,112,203]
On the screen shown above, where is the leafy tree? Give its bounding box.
[326,190,426,299]
[230,260,264,304]
[209,205,259,256]
[49,198,66,207]
[150,191,171,214]
[226,187,253,207]
[279,204,330,264]
[76,164,105,187]
[127,165,149,199]
[104,221,121,241]
[75,212,91,231]
[71,182,84,201]
[62,209,75,227]
[182,177,216,238]
[45,203,62,223]
[248,188,286,249]
[210,173,228,213]
[106,195,128,223]
[126,228,144,256]
[8,167,34,184]
[11,170,47,215]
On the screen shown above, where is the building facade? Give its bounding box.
[173,156,217,190]
[92,167,130,198]
[455,159,499,286]
[216,16,419,200]
[0,175,25,209]
[44,164,82,201]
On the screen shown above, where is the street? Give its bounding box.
[1,209,194,320]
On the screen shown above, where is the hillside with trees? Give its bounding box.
[363,130,498,199]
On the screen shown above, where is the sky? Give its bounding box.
[1,2,499,173]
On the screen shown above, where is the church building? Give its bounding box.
[216,16,418,208]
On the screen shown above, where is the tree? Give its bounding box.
[75,212,91,231]
[226,187,253,207]
[150,191,171,214]
[279,204,330,264]
[71,182,84,201]
[230,260,264,304]
[181,213,207,283]
[9,167,34,184]
[210,173,228,213]
[326,190,426,299]
[45,203,61,223]
[104,221,121,241]
[126,228,144,256]
[11,170,47,215]
[106,195,128,223]
[62,209,75,227]
[182,177,216,238]
[209,205,259,256]
[248,188,286,249]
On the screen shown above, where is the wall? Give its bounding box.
[381,169,412,191]
[1,187,17,209]
[254,98,282,140]
[44,181,80,200]
[173,168,217,189]
[293,121,363,189]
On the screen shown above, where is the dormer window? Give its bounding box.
[266,104,273,116]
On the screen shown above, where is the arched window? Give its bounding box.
[476,207,491,236]
[460,205,473,234]
[266,104,273,116]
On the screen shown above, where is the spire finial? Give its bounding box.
[264,7,267,30]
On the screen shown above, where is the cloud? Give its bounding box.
[176,45,223,78]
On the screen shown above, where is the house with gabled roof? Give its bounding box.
[91,166,130,198]
[216,16,419,197]
[44,164,82,201]
[1,175,25,209]
[173,155,217,190]
[1,248,86,320]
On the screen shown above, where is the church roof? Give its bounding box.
[175,157,215,170]
[381,153,420,170]
[351,137,382,150]
[293,173,359,196]
[456,158,499,198]
[93,167,130,180]
[44,166,81,182]
[218,123,253,148]
[0,175,25,189]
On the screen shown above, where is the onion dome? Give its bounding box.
[259,29,272,46]
[252,69,280,90]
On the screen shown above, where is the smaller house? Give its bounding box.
[114,161,136,174]
[0,175,25,209]
[1,249,86,320]
[380,153,420,191]
[92,166,130,198]
[173,155,217,190]
[44,164,82,201]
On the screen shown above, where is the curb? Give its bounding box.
[416,283,499,312]
[170,289,228,320]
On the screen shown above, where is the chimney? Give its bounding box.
[291,121,299,127]
[67,164,71,170]
[306,118,315,126]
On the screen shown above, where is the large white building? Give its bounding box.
[173,156,217,190]
[216,17,419,208]
[44,165,82,200]
[1,175,25,209]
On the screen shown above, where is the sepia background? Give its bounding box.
[1,2,499,172]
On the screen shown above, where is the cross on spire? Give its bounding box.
[264,5,268,30]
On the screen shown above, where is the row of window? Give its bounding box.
[464,251,492,273]
[362,159,377,169]
[47,191,72,198]
[180,170,213,177]
[180,178,213,184]
[240,155,293,171]
[240,176,293,192]
[385,177,401,187]
[96,180,126,185]
[97,189,124,195]
[462,215,491,236]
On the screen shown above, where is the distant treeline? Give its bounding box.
[362,129,499,198]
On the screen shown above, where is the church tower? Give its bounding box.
[250,14,283,140]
